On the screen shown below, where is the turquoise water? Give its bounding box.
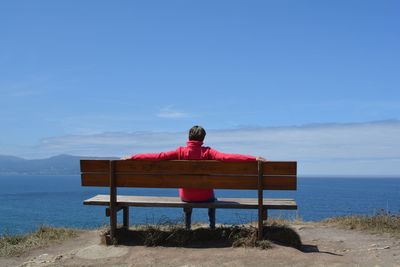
[1,175,399,235]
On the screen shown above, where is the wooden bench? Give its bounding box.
[81,160,297,242]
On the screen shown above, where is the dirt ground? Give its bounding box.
[1,222,400,267]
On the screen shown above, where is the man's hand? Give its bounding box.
[256,156,267,161]
[120,156,132,160]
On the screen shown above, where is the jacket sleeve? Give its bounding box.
[207,148,257,161]
[131,148,179,160]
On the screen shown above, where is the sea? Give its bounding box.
[1,175,399,235]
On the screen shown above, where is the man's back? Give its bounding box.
[131,140,256,201]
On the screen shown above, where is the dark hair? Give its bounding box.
[189,125,206,141]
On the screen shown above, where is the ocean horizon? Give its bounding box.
[1,175,399,235]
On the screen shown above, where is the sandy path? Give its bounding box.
[1,223,400,267]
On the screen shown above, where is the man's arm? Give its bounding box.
[121,149,180,160]
[208,148,264,161]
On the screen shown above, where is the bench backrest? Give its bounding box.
[81,160,297,190]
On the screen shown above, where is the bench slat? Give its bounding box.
[81,173,296,190]
[84,194,297,210]
[80,160,297,176]
[80,160,109,172]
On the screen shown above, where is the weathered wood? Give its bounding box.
[80,160,109,173]
[81,173,296,190]
[263,161,297,176]
[80,160,296,176]
[84,195,298,210]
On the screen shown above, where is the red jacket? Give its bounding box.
[131,140,257,201]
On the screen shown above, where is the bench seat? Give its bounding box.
[84,194,297,210]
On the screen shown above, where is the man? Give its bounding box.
[123,125,265,229]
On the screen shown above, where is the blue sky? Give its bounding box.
[1,1,400,175]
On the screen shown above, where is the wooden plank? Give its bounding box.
[81,173,296,190]
[80,160,109,173]
[81,173,108,186]
[115,160,259,175]
[116,174,258,189]
[84,195,298,210]
[264,176,297,190]
[81,160,297,176]
[81,160,257,174]
[262,161,296,175]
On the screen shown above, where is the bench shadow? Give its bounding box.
[300,244,343,256]
[108,224,308,250]
[112,228,234,248]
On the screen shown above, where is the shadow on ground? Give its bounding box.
[105,224,305,250]
[301,245,343,256]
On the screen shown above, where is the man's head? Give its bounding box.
[189,125,206,141]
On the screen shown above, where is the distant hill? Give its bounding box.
[0,154,117,175]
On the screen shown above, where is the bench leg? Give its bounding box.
[208,208,216,230]
[183,207,192,230]
[123,206,129,229]
[109,161,117,244]
[262,209,268,221]
[106,206,123,217]
[106,206,129,229]
[109,208,117,243]
[258,209,263,240]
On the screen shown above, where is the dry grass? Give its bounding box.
[111,221,302,250]
[322,211,400,237]
[0,226,78,257]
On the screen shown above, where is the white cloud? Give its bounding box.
[156,106,190,119]
[5,120,400,176]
